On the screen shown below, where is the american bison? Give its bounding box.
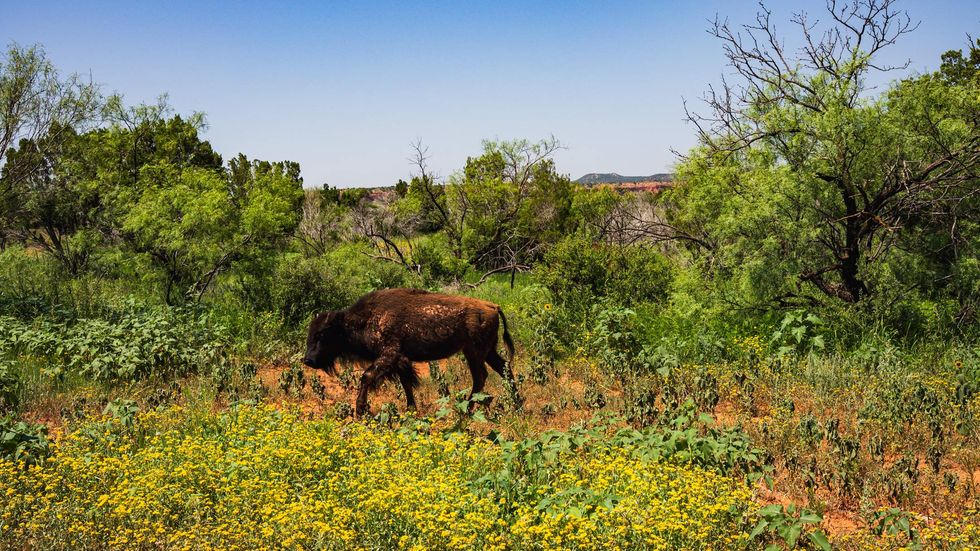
[302,288,519,416]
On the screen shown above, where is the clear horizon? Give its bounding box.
[4,0,977,187]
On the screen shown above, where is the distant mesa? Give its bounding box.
[574,173,674,184]
[574,172,674,192]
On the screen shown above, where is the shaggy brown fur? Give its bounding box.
[303,288,518,416]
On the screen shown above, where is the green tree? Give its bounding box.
[398,140,449,236]
[401,173,447,234]
[394,179,408,198]
[0,125,101,273]
[0,43,101,247]
[318,184,367,208]
[448,137,573,272]
[672,1,980,307]
[569,186,626,242]
[939,37,980,86]
[911,38,980,322]
[1,97,226,274]
[123,155,303,303]
[91,96,223,224]
[356,138,571,285]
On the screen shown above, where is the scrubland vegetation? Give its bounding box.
[2,1,980,549]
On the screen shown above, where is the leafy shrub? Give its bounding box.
[771,310,826,357]
[103,399,140,429]
[583,385,606,410]
[0,362,18,412]
[537,234,672,312]
[537,233,609,305]
[255,246,414,328]
[523,301,561,383]
[0,417,50,466]
[586,304,657,379]
[264,254,361,327]
[277,362,307,397]
[750,504,830,551]
[500,282,565,348]
[0,245,154,321]
[606,245,673,305]
[310,370,326,401]
[0,246,67,318]
[409,235,468,284]
[0,302,229,381]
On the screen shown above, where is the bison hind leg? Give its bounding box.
[486,349,508,378]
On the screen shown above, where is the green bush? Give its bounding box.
[0,246,65,318]
[537,233,609,302]
[0,416,50,466]
[586,304,650,378]
[521,300,563,384]
[0,362,18,412]
[537,234,672,313]
[265,254,361,327]
[0,245,155,320]
[239,245,416,329]
[0,301,230,381]
[606,245,672,305]
[410,235,468,285]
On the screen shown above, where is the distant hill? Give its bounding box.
[574,173,674,185]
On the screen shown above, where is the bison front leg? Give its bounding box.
[355,351,413,418]
[354,364,384,418]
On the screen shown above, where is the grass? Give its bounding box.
[1,268,979,549]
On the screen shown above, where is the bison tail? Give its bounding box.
[498,307,515,364]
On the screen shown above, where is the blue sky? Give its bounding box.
[3,1,977,187]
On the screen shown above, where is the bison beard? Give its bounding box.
[303,288,519,416]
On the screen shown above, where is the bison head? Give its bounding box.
[303,310,345,374]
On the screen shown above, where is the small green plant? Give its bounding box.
[277,362,307,397]
[692,367,720,412]
[103,399,140,428]
[750,504,831,550]
[622,385,659,427]
[868,508,920,547]
[588,305,644,375]
[885,454,921,506]
[825,427,862,498]
[522,299,561,385]
[209,357,234,393]
[0,416,50,466]
[310,372,327,401]
[332,401,354,419]
[146,382,181,408]
[239,361,258,380]
[0,361,18,412]
[337,362,359,391]
[435,390,492,430]
[428,360,452,398]
[373,402,401,427]
[771,311,826,357]
[583,384,606,410]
